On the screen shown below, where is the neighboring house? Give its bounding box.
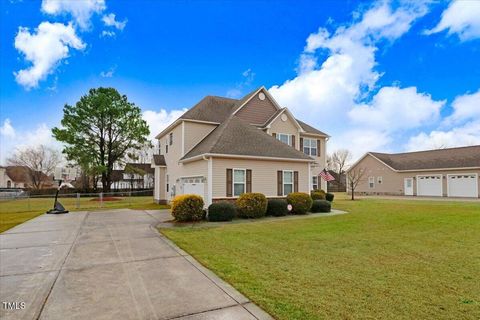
[0,166,55,189]
[348,145,480,198]
[151,86,329,205]
[111,164,154,190]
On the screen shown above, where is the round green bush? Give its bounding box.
[266,199,288,217]
[286,192,313,215]
[207,202,236,221]
[325,192,335,202]
[236,193,267,218]
[311,199,331,213]
[171,194,204,222]
[311,189,326,200]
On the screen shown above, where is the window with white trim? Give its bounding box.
[303,138,317,156]
[377,176,383,184]
[166,174,169,193]
[283,170,293,196]
[233,169,246,196]
[169,132,173,145]
[276,133,291,146]
[312,176,318,190]
[368,176,375,188]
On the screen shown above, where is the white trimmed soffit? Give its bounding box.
[155,119,220,139]
[180,153,315,164]
[232,86,282,115]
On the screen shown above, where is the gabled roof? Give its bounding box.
[180,96,238,123]
[369,145,480,171]
[181,115,313,162]
[296,119,329,137]
[351,145,480,172]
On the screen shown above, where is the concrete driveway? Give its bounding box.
[0,209,272,320]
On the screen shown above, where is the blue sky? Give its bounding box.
[1,0,479,163]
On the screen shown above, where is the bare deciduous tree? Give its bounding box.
[346,166,366,200]
[327,149,352,175]
[7,145,61,189]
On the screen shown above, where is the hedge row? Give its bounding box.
[171,191,334,222]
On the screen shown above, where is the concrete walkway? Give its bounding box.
[0,209,272,320]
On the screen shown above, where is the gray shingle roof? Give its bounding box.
[296,119,329,136]
[370,145,480,171]
[180,96,238,123]
[181,115,313,161]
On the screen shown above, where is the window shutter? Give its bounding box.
[294,171,299,192]
[300,137,304,150]
[292,135,295,148]
[226,169,232,197]
[272,133,276,139]
[317,139,321,156]
[277,171,283,196]
[246,169,252,193]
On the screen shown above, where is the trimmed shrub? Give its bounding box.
[311,200,331,213]
[325,192,335,202]
[236,193,267,219]
[207,202,236,222]
[171,194,204,222]
[311,189,326,200]
[286,192,313,215]
[266,199,289,217]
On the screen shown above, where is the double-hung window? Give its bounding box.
[169,132,173,145]
[368,176,375,188]
[312,176,318,190]
[303,138,317,156]
[277,133,291,146]
[283,170,293,196]
[233,169,246,196]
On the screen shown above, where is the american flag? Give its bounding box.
[319,169,335,182]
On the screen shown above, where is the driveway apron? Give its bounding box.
[0,209,272,320]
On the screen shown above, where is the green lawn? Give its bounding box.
[0,196,168,233]
[161,194,480,320]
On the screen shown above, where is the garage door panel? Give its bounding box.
[448,174,478,198]
[417,175,442,197]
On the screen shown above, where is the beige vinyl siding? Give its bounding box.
[268,112,300,148]
[184,121,217,155]
[236,94,278,125]
[351,154,480,197]
[212,157,309,198]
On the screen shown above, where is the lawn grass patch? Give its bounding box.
[161,194,480,319]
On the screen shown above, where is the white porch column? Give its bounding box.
[207,157,213,206]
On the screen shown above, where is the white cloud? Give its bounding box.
[269,1,431,155]
[41,0,106,30]
[0,120,62,164]
[445,89,480,124]
[100,65,116,77]
[102,13,127,30]
[14,22,85,89]
[0,119,16,138]
[349,86,444,131]
[142,109,187,141]
[425,1,480,41]
[100,30,115,38]
[406,121,480,151]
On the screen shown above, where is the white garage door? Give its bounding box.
[417,175,442,197]
[447,174,478,198]
[183,183,205,198]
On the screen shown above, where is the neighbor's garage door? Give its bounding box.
[447,174,478,198]
[183,183,205,198]
[417,175,442,197]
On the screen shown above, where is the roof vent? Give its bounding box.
[258,92,265,100]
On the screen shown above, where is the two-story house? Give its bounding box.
[151,86,329,205]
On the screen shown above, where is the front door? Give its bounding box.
[404,178,413,196]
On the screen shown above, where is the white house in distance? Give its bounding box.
[151,86,329,205]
